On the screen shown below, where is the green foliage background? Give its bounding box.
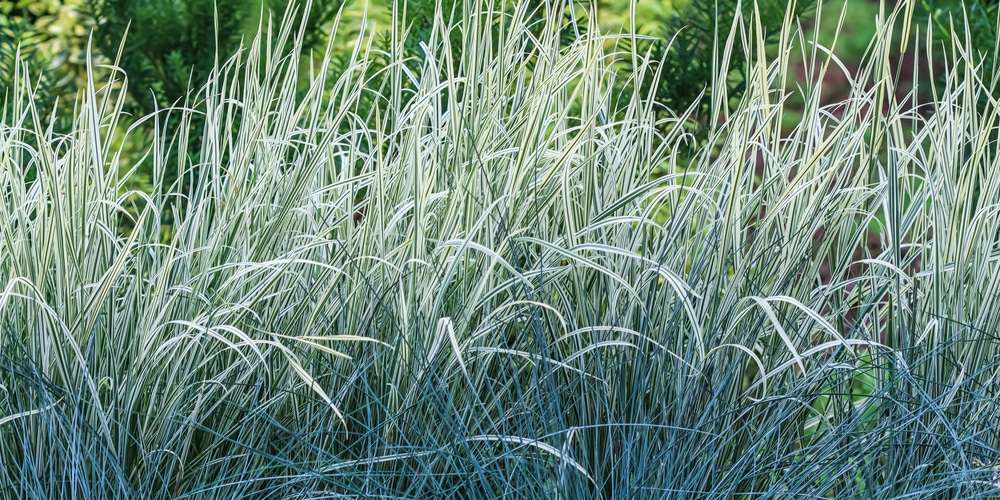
[1,0,89,113]
[0,0,754,119]
[3,0,998,208]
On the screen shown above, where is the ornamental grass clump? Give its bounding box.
[1,0,1000,497]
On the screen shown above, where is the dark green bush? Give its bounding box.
[634,0,817,126]
[0,1,87,119]
[83,0,344,114]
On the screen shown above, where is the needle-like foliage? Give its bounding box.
[1,0,1000,498]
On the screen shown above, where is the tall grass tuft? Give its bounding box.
[2,0,1000,497]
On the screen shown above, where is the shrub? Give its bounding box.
[628,0,817,131]
[922,0,998,73]
[83,0,344,114]
[0,0,90,120]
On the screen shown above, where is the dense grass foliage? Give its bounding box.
[2,1,1000,497]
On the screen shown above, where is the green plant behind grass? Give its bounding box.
[2,0,1000,498]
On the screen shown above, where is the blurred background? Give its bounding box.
[1,0,996,191]
[5,0,994,117]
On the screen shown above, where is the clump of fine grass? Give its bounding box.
[1,0,1000,498]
